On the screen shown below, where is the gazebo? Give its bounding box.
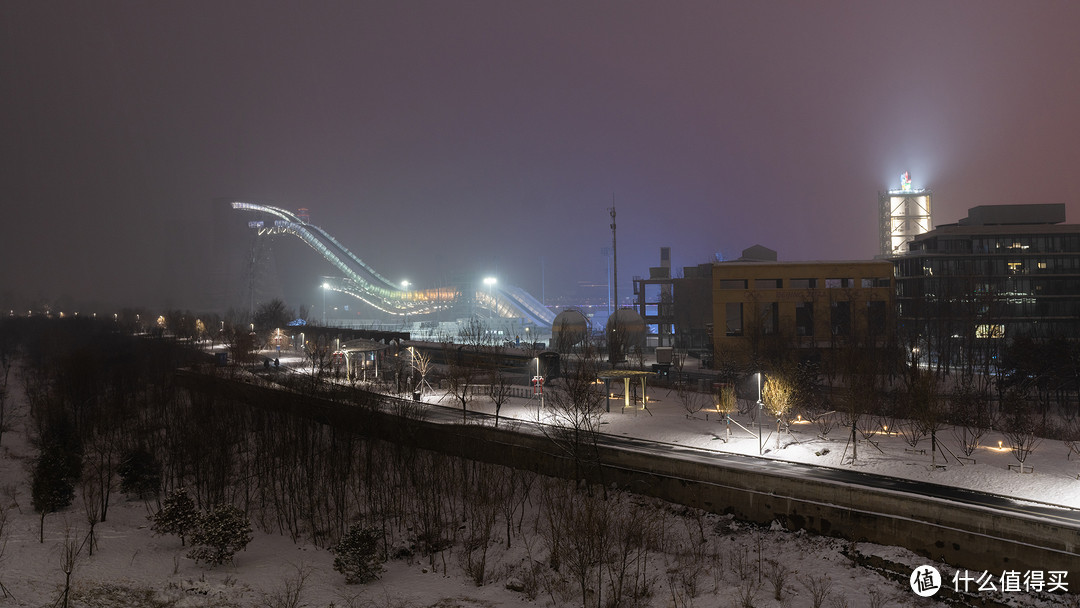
[595,369,654,413]
[337,338,391,382]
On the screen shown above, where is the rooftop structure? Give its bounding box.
[879,172,932,257]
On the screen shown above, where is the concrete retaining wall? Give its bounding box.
[180,371,1080,574]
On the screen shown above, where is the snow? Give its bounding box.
[438,382,1080,511]
[2,360,1079,607]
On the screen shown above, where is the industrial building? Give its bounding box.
[632,247,713,353]
[711,246,895,364]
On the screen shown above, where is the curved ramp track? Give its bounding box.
[232,202,555,325]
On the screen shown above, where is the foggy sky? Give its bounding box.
[3,1,1080,314]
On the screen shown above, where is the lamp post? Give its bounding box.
[401,280,410,327]
[483,276,497,318]
[757,372,764,455]
[533,356,544,412]
[321,282,330,325]
[407,346,416,398]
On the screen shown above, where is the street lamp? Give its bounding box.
[757,372,764,455]
[483,276,497,318]
[322,282,330,325]
[533,356,544,411]
[401,280,410,327]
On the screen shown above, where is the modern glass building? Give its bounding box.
[893,204,1080,368]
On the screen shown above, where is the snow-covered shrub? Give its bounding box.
[150,488,199,546]
[187,504,252,566]
[332,525,383,584]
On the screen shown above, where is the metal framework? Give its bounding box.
[232,202,555,325]
[879,173,932,257]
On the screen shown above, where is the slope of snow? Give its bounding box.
[2,366,1078,607]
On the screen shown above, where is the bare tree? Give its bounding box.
[498,467,535,549]
[460,462,502,585]
[909,370,948,467]
[32,439,79,544]
[458,315,493,350]
[888,388,925,452]
[487,364,514,427]
[305,334,334,389]
[764,558,791,601]
[56,526,82,608]
[540,347,606,484]
[444,343,480,422]
[950,380,995,458]
[261,563,311,608]
[543,480,609,608]
[1001,389,1043,471]
[833,340,884,464]
[799,573,833,608]
[226,328,259,367]
[80,465,101,556]
[0,502,10,598]
[253,299,294,347]
[713,383,737,442]
[762,371,795,450]
[604,496,661,607]
[675,375,708,420]
[409,347,435,395]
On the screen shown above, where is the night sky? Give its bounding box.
[4,2,1080,314]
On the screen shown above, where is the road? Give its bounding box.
[410,393,1080,528]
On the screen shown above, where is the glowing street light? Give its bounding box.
[533,356,545,411]
[322,282,330,325]
[401,280,411,326]
[757,372,764,455]
[483,277,497,318]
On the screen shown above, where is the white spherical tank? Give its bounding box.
[605,308,646,350]
[551,309,589,348]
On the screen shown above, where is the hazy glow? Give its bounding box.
[6,4,1080,311]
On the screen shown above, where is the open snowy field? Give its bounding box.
[2,362,1079,607]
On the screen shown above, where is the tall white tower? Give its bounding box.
[879,171,932,256]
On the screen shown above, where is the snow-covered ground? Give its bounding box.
[2,358,1079,607]
[432,382,1080,511]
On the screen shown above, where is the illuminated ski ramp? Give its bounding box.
[232,202,555,325]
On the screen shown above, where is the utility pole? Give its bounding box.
[608,204,620,366]
[609,204,617,310]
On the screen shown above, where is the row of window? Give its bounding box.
[898,297,1080,318]
[717,277,891,290]
[896,255,1080,276]
[911,234,1080,254]
[897,277,1080,298]
[724,300,887,337]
